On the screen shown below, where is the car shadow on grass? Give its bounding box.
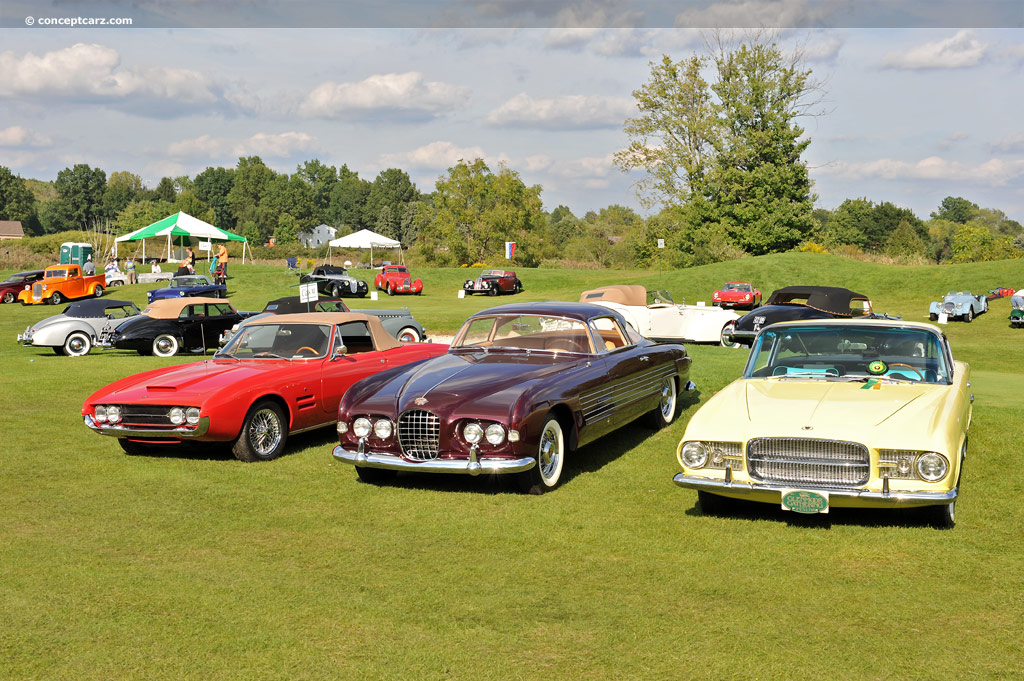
[120,427,340,462]
[683,496,943,529]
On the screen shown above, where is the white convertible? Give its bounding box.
[580,285,740,347]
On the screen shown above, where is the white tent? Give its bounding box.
[328,228,402,266]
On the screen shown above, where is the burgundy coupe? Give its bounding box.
[83,313,448,462]
[333,302,694,493]
[463,269,522,296]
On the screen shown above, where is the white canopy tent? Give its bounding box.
[114,212,252,264]
[327,228,402,266]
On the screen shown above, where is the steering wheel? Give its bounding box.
[886,362,924,380]
[295,346,320,356]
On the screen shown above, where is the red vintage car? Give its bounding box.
[712,282,761,309]
[83,312,448,462]
[333,301,693,493]
[374,265,423,295]
[463,269,522,296]
[1,269,44,304]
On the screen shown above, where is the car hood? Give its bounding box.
[688,378,952,447]
[92,359,294,403]
[356,350,578,415]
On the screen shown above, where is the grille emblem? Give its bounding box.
[414,397,428,405]
[802,425,813,430]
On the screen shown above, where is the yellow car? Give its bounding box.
[674,319,971,528]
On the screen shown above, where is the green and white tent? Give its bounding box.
[115,212,250,263]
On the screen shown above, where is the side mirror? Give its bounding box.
[331,344,347,360]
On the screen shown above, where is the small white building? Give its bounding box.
[298,224,337,248]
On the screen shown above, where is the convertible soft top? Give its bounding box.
[62,299,136,318]
[765,286,869,316]
[262,296,350,314]
[245,312,401,351]
[579,285,647,307]
[142,297,230,319]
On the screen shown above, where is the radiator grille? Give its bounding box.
[115,405,177,428]
[942,302,955,313]
[747,438,869,488]
[33,283,42,298]
[398,410,440,461]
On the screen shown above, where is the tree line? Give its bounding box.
[0,34,1020,268]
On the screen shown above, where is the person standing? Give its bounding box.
[126,257,137,284]
[184,246,197,274]
[83,255,96,275]
[215,243,229,278]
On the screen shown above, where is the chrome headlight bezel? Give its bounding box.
[94,405,108,423]
[373,418,393,440]
[168,407,185,425]
[106,405,122,424]
[681,441,709,469]
[353,417,372,438]
[916,452,949,482]
[463,422,483,444]
[484,424,505,445]
[185,407,201,425]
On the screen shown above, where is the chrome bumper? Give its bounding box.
[672,473,957,506]
[83,414,211,438]
[333,443,535,476]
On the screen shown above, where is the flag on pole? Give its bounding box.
[505,241,516,259]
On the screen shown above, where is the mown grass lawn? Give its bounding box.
[1,253,1022,680]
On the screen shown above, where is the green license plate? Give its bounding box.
[781,489,829,514]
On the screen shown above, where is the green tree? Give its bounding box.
[296,159,338,225]
[227,156,276,236]
[154,177,177,202]
[375,204,397,241]
[194,166,236,230]
[52,163,107,230]
[931,196,978,224]
[326,165,370,230]
[884,219,926,258]
[174,191,215,224]
[365,168,419,229]
[260,174,314,238]
[274,213,300,245]
[0,166,40,235]
[112,199,176,235]
[416,159,544,266]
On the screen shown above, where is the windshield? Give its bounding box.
[453,314,593,354]
[218,322,332,360]
[723,283,751,292]
[744,325,950,384]
[646,290,675,305]
[170,276,208,287]
[45,270,69,279]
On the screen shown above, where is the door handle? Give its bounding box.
[639,355,649,362]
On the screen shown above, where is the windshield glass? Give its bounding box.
[453,314,592,354]
[218,322,331,359]
[45,270,69,279]
[723,283,751,292]
[744,325,950,384]
[646,290,675,305]
[171,276,207,287]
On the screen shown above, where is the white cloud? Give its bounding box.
[880,30,990,70]
[524,154,554,172]
[167,132,318,159]
[299,72,470,119]
[379,141,489,169]
[674,1,829,29]
[817,156,1024,185]
[800,36,844,63]
[938,131,969,150]
[988,133,1024,154]
[486,93,634,130]
[0,125,52,148]
[0,43,219,106]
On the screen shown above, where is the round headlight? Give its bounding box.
[681,442,708,468]
[464,422,483,444]
[106,406,122,424]
[168,407,184,425]
[94,405,108,423]
[353,417,372,438]
[373,418,393,439]
[485,424,505,445]
[337,421,349,434]
[185,407,201,425]
[916,453,948,482]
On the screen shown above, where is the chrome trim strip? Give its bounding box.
[83,414,211,438]
[333,445,535,476]
[672,473,957,506]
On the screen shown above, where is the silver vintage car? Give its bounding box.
[928,291,987,323]
[18,298,142,356]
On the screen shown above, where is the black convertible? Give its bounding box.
[101,296,243,357]
[300,265,369,298]
[724,286,874,346]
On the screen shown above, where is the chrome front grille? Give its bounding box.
[32,283,42,298]
[747,438,869,488]
[398,410,440,461]
[942,302,955,313]
[117,405,176,428]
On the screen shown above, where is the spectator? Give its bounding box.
[126,257,137,285]
[83,255,96,275]
[184,246,196,274]
[215,243,229,278]
[105,257,121,277]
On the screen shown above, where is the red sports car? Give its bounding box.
[712,282,761,309]
[374,265,423,295]
[83,312,448,462]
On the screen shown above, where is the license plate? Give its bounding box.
[781,489,829,514]
[937,312,948,324]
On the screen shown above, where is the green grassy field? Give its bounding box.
[2,253,1023,680]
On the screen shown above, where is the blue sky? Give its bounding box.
[1,1,1022,222]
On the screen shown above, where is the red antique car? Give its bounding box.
[83,312,448,461]
[712,282,762,309]
[1,269,44,304]
[374,265,423,295]
[463,269,522,296]
[333,301,694,493]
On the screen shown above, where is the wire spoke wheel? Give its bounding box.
[233,400,288,462]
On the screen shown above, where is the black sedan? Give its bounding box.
[724,286,874,346]
[102,297,243,357]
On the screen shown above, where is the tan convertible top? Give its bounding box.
[579,284,647,307]
[246,312,401,351]
[142,297,231,319]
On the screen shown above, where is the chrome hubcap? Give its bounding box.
[68,337,87,354]
[156,338,174,354]
[660,380,674,418]
[249,409,283,455]
[538,423,560,482]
